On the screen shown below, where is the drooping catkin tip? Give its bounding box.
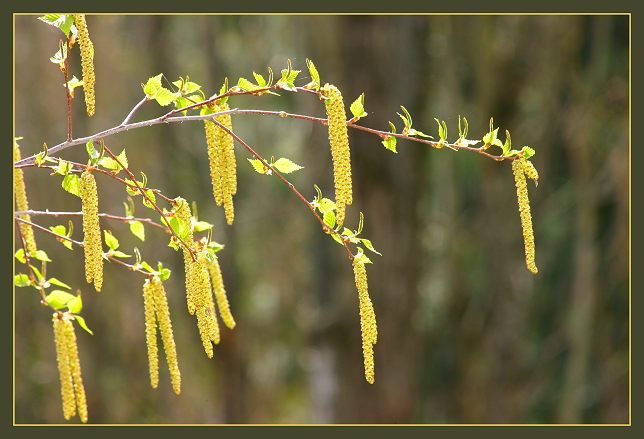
[80,171,103,291]
[150,276,182,395]
[353,260,377,384]
[73,14,95,117]
[53,314,76,420]
[323,84,353,227]
[209,256,236,330]
[512,159,538,274]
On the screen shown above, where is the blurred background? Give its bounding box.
[14,15,629,424]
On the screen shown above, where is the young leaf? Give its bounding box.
[306,59,320,90]
[318,198,337,215]
[61,174,81,197]
[193,221,214,232]
[382,136,397,153]
[15,249,26,264]
[323,211,336,229]
[521,146,536,159]
[129,221,145,241]
[248,158,269,174]
[111,250,132,258]
[103,230,120,250]
[32,250,52,262]
[45,290,75,310]
[142,189,157,209]
[74,315,94,335]
[253,72,267,87]
[38,14,75,37]
[48,278,72,290]
[349,93,368,119]
[67,295,82,314]
[50,44,67,65]
[273,158,304,174]
[361,238,382,256]
[14,274,32,287]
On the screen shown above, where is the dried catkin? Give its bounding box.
[208,255,236,329]
[73,14,95,117]
[142,278,159,389]
[53,315,76,420]
[353,260,378,384]
[150,276,182,395]
[80,171,103,291]
[53,314,88,423]
[13,140,37,255]
[173,198,196,314]
[323,84,353,227]
[512,158,538,274]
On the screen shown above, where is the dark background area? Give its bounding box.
[14,15,629,424]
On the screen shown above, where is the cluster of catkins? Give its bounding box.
[173,198,236,359]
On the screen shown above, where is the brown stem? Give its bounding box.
[62,39,73,142]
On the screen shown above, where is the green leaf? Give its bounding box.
[86,139,100,163]
[382,136,397,153]
[67,295,82,314]
[62,174,80,197]
[408,128,433,139]
[143,74,163,96]
[154,88,178,106]
[38,14,75,37]
[323,210,336,229]
[65,76,84,94]
[306,59,320,89]
[31,265,44,282]
[55,160,72,176]
[330,232,344,245]
[193,220,213,232]
[253,71,267,87]
[129,221,145,241]
[98,156,120,170]
[273,158,304,174]
[74,315,93,335]
[124,179,139,196]
[248,158,269,174]
[353,248,373,265]
[208,241,225,253]
[49,225,73,250]
[141,261,155,273]
[111,250,132,258]
[166,215,189,240]
[521,146,536,159]
[158,267,172,282]
[103,230,120,250]
[32,250,52,262]
[502,130,512,156]
[318,198,337,215]
[350,93,368,119]
[48,278,72,290]
[142,190,157,209]
[15,249,26,264]
[14,274,31,287]
[50,44,67,65]
[45,290,75,310]
[361,238,382,256]
[237,77,260,92]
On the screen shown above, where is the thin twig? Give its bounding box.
[15,216,152,276]
[62,39,73,142]
[15,222,56,310]
[121,96,148,126]
[15,210,168,232]
[99,142,196,260]
[210,119,355,260]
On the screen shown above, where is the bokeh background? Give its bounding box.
[14,15,629,424]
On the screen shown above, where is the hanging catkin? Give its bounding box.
[205,101,237,225]
[173,197,197,314]
[353,260,378,384]
[322,84,353,227]
[208,255,236,330]
[53,314,88,423]
[80,171,103,291]
[512,158,538,274]
[13,139,37,255]
[73,14,95,117]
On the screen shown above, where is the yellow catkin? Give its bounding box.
[150,276,181,395]
[173,198,196,314]
[13,140,37,255]
[208,255,236,330]
[63,317,88,423]
[80,171,103,291]
[194,252,220,358]
[213,101,237,225]
[142,278,159,389]
[513,158,538,274]
[323,84,353,227]
[53,315,76,420]
[73,14,95,117]
[205,117,224,206]
[353,260,377,384]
